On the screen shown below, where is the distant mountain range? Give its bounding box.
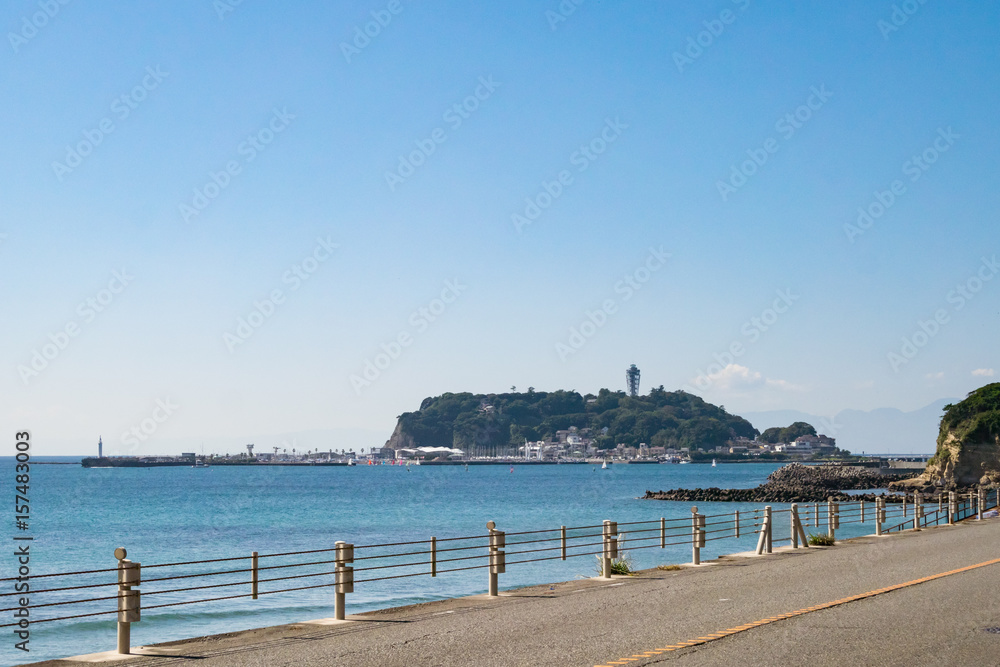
[740,398,955,455]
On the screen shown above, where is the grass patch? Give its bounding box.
[596,553,636,576]
[807,533,835,546]
[657,564,682,571]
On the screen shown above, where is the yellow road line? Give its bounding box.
[594,556,1000,667]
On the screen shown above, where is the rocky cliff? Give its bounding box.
[384,420,418,451]
[905,383,1000,489]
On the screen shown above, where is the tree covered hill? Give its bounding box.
[758,421,817,444]
[390,387,759,452]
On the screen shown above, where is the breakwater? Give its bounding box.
[644,463,920,503]
[80,456,349,468]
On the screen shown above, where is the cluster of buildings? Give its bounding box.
[373,428,839,464]
[520,427,598,460]
[716,434,838,459]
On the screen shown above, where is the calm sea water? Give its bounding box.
[1,458,883,665]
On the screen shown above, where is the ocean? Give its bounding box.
[2,457,885,665]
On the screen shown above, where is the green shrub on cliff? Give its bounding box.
[940,383,1000,429]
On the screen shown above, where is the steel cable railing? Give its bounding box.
[4,487,996,659]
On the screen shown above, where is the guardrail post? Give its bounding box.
[827,499,833,540]
[488,521,505,594]
[913,494,922,531]
[875,498,883,535]
[603,520,618,577]
[814,502,819,527]
[734,509,740,539]
[115,547,140,655]
[764,506,772,553]
[902,493,908,518]
[690,508,700,565]
[860,500,865,524]
[561,525,567,560]
[334,541,354,620]
[948,491,955,525]
[755,506,770,555]
[794,504,809,547]
[430,537,437,577]
[978,488,984,520]
[791,504,799,548]
[251,551,258,599]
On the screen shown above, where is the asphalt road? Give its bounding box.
[33,516,1000,667]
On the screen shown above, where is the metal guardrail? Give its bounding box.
[1,487,996,655]
[883,488,997,534]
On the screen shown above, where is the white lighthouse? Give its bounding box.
[98,436,103,458]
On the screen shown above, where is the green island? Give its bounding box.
[385,387,852,462]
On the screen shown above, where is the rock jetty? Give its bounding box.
[643,463,917,504]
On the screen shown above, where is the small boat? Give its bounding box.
[601,460,608,469]
[712,459,717,467]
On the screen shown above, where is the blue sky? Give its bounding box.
[2,0,997,455]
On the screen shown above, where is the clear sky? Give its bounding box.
[3,1,998,455]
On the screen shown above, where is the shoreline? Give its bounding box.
[70,457,904,468]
